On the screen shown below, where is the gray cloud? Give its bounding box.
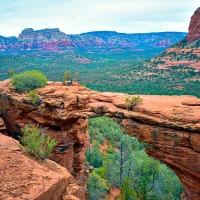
[0,0,199,36]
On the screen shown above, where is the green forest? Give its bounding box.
[0,40,199,97]
[86,117,183,200]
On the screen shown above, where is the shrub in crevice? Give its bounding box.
[19,123,57,160]
[27,90,41,105]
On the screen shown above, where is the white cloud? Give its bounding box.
[0,0,199,36]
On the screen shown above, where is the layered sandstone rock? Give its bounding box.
[0,80,200,199]
[187,7,200,42]
[0,80,90,197]
[0,133,84,200]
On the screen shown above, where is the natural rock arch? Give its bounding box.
[0,80,200,200]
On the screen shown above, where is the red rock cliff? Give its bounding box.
[187,7,200,42]
[0,133,87,200]
[0,80,200,200]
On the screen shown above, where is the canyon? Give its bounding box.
[0,79,200,199]
[0,6,199,200]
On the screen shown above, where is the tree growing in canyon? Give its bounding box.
[87,116,183,200]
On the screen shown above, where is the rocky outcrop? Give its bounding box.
[0,80,90,198]
[18,28,69,43]
[145,7,200,73]
[187,7,200,42]
[0,80,200,199]
[0,133,85,200]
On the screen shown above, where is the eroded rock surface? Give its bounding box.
[0,133,84,200]
[0,80,200,200]
[0,118,6,134]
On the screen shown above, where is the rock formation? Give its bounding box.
[187,7,200,42]
[144,7,200,73]
[0,30,186,55]
[0,118,6,134]
[0,133,86,200]
[18,28,69,43]
[0,79,200,199]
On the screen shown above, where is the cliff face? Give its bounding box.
[0,80,200,200]
[187,7,200,42]
[0,133,86,200]
[0,80,90,190]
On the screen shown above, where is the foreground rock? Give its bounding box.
[0,133,84,200]
[0,80,200,200]
[0,118,6,134]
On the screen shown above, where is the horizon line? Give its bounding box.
[0,28,188,38]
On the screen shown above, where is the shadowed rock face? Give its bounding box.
[187,7,200,42]
[0,80,200,200]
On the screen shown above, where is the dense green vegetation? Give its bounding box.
[86,117,183,200]
[11,70,47,91]
[1,41,199,97]
[85,39,200,97]
[20,123,57,160]
[0,50,162,80]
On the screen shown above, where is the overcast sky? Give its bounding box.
[0,0,199,37]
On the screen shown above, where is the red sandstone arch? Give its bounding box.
[0,80,200,200]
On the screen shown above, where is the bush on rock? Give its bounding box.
[11,70,47,91]
[20,123,57,160]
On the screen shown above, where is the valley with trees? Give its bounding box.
[86,117,183,200]
[0,38,200,97]
[0,35,199,199]
[0,5,200,200]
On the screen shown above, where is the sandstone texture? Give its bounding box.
[187,7,200,42]
[0,118,6,134]
[0,133,84,200]
[0,80,200,200]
